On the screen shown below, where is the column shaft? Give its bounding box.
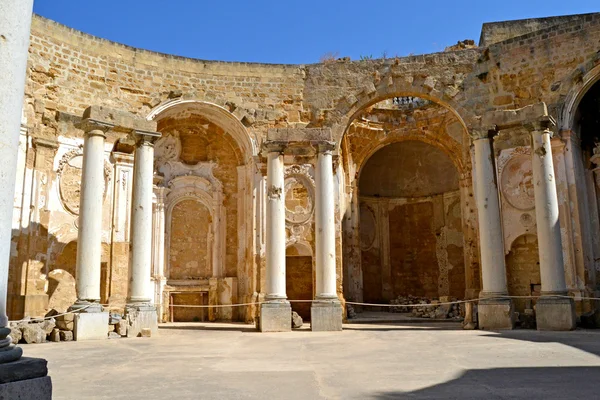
[473,137,508,296]
[75,129,107,303]
[265,151,286,300]
[128,139,155,303]
[531,129,567,294]
[315,150,337,299]
[0,0,34,331]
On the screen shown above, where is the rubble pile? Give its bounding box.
[8,309,128,344]
[390,295,464,320]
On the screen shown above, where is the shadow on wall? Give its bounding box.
[9,222,111,319]
[373,366,600,399]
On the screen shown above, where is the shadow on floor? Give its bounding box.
[488,328,600,357]
[373,366,600,399]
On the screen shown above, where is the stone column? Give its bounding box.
[70,121,111,340]
[259,143,291,332]
[312,142,342,331]
[126,131,161,337]
[73,124,109,311]
[0,1,52,396]
[152,184,169,322]
[471,128,514,330]
[529,122,575,330]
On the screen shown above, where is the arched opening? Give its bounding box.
[506,234,541,314]
[150,100,256,322]
[569,77,600,298]
[341,96,474,313]
[285,243,314,321]
[359,141,465,303]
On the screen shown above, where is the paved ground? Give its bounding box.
[23,322,600,399]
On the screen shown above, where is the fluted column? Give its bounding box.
[528,121,575,330]
[0,0,34,363]
[312,142,343,331]
[128,132,160,305]
[471,128,513,330]
[73,124,109,311]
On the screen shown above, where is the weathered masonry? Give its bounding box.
[8,12,600,332]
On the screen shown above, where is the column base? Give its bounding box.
[311,300,343,332]
[69,300,103,313]
[73,312,109,341]
[259,301,291,332]
[125,304,158,338]
[536,296,576,331]
[478,297,515,330]
[0,357,52,400]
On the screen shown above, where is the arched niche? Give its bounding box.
[165,173,225,280]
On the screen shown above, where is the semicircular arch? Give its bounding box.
[147,99,257,164]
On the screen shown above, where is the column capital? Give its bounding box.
[469,125,498,141]
[261,140,286,155]
[315,140,336,154]
[133,129,161,147]
[524,116,556,136]
[78,118,113,136]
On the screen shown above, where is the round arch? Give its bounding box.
[355,132,468,182]
[330,82,475,151]
[559,64,600,132]
[147,99,258,164]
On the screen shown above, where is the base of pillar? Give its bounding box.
[125,304,158,338]
[311,300,343,332]
[0,357,52,400]
[69,300,103,313]
[259,301,291,332]
[536,296,576,331]
[73,311,109,341]
[478,297,515,330]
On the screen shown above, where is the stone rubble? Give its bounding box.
[291,311,303,328]
[389,295,465,320]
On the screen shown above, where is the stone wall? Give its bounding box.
[9,12,600,321]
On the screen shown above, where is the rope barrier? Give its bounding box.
[9,295,600,323]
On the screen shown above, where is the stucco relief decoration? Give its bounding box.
[359,203,377,250]
[57,147,112,215]
[499,148,535,211]
[284,165,315,225]
[154,131,182,170]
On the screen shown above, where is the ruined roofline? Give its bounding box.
[30,14,301,69]
[31,13,482,69]
[479,12,599,47]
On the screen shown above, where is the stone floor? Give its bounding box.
[23,322,600,399]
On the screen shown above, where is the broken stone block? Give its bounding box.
[116,320,127,336]
[140,328,152,338]
[292,311,303,328]
[108,332,121,339]
[49,328,60,342]
[9,326,22,344]
[21,324,45,344]
[40,319,56,335]
[56,313,74,331]
[59,330,73,342]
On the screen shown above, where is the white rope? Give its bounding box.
[8,304,92,324]
[8,295,600,322]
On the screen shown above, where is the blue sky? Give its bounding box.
[33,1,599,64]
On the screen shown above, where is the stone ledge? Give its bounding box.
[0,357,48,384]
[0,375,52,400]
